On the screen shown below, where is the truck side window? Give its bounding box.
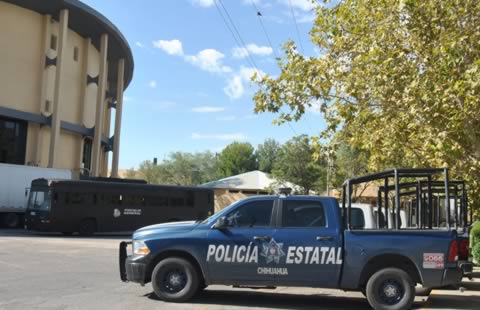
[351,208,366,229]
[282,200,326,228]
[226,200,273,228]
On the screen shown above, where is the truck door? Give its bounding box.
[206,199,277,284]
[272,198,342,288]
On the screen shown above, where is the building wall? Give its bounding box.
[0,1,115,175]
[213,189,269,212]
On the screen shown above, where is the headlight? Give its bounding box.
[133,240,150,256]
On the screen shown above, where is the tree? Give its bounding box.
[256,139,281,173]
[273,135,325,194]
[253,0,480,209]
[134,151,219,186]
[217,142,257,177]
[137,160,165,184]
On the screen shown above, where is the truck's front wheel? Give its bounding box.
[366,267,414,310]
[151,257,200,302]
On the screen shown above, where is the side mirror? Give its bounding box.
[213,216,229,229]
[25,188,29,197]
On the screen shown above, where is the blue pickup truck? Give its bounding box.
[119,169,472,310]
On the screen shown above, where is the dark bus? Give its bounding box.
[24,178,214,235]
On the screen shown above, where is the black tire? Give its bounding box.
[366,267,415,310]
[415,287,432,296]
[4,213,20,228]
[78,219,96,236]
[151,257,200,302]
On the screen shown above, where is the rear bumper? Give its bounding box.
[119,241,147,285]
[442,262,473,286]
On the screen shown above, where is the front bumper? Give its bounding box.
[119,241,147,285]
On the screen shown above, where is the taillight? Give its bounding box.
[448,240,459,262]
[459,239,469,260]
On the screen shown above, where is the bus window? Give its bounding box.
[186,191,194,207]
[70,192,86,204]
[146,195,168,207]
[124,195,145,207]
[170,192,185,207]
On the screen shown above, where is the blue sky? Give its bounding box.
[82,0,325,169]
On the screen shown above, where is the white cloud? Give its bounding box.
[283,0,316,11]
[135,41,144,48]
[216,115,237,121]
[224,66,266,100]
[224,75,244,100]
[123,96,133,102]
[185,49,232,73]
[191,133,247,140]
[192,106,226,113]
[148,80,157,88]
[152,39,184,56]
[192,0,215,7]
[232,44,273,59]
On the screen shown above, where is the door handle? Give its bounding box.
[253,236,271,242]
[316,236,333,241]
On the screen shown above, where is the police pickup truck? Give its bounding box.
[119,169,472,310]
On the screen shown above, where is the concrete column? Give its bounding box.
[91,33,109,176]
[48,9,69,168]
[111,59,125,178]
[36,14,52,166]
[77,37,91,170]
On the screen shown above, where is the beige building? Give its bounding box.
[201,171,299,212]
[0,0,133,177]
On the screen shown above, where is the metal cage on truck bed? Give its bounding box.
[342,168,470,231]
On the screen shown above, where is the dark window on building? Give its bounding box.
[50,35,57,51]
[45,100,51,113]
[226,200,274,228]
[282,200,326,228]
[0,116,27,165]
[73,46,79,61]
[82,138,92,173]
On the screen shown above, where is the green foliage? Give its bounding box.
[136,151,219,186]
[253,0,480,210]
[272,135,326,194]
[472,243,480,265]
[470,221,480,249]
[217,142,258,178]
[256,139,281,173]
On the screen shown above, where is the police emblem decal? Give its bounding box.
[260,239,286,264]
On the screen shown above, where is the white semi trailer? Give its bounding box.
[0,163,72,228]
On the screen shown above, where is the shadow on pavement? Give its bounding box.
[146,289,427,310]
[426,293,480,310]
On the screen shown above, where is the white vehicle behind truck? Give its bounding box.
[0,163,72,228]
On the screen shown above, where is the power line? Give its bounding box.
[288,0,305,54]
[216,0,260,71]
[250,0,280,59]
[213,0,256,70]
[213,0,299,137]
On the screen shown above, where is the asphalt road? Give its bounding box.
[0,229,479,310]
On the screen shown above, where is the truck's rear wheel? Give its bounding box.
[4,213,20,228]
[151,257,200,302]
[366,267,414,310]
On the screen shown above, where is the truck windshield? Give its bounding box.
[27,191,51,211]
